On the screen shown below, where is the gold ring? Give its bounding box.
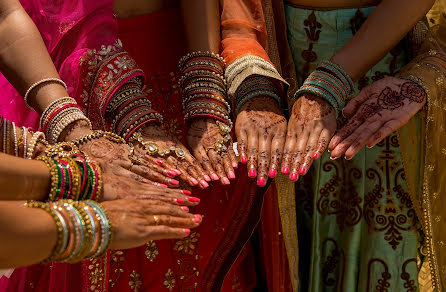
[153,215,159,225]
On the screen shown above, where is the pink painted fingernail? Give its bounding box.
[187,197,200,203]
[290,173,298,181]
[312,153,319,159]
[189,178,198,185]
[200,180,209,188]
[156,159,164,164]
[169,179,179,186]
[241,156,247,163]
[184,229,191,235]
[167,170,177,177]
[175,198,185,204]
[232,162,238,168]
[174,170,182,175]
[269,169,277,178]
[204,175,211,182]
[248,169,256,178]
[228,171,236,179]
[282,167,290,174]
[298,167,306,175]
[193,214,202,223]
[257,177,266,186]
[222,177,230,185]
[159,183,168,188]
[181,190,191,195]
[211,173,219,181]
[181,206,189,212]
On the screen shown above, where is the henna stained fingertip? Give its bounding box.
[204,175,211,182]
[211,173,219,181]
[181,206,189,212]
[169,179,179,186]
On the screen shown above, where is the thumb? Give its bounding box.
[343,85,373,117]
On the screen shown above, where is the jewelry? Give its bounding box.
[71,130,125,146]
[12,122,18,157]
[153,215,159,226]
[45,142,81,158]
[22,127,28,158]
[129,131,186,160]
[26,131,45,159]
[24,78,68,110]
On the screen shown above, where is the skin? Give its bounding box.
[328,77,426,159]
[282,0,435,180]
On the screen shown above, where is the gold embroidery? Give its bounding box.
[109,250,125,287]
[164,269,176,291]
[145,241,159,262]
[129,271,142,292]
[88,258,105,292]
[174,232,200,255]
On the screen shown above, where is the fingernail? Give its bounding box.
[241,156,247,163]
[204,175,211,182]
[156,159,164,164]
[298,167,306,175]
[167,170,177,177]
[330,156,339,160]
[248,169,256,178]
[169,179,179,186]
[175,198,185,204]
[200,180,209,188]
[181,190,191,195]
[228,171,236,179]
[193,214,202,223]
[174,170,182,175]
[159,183,168,188]
[282,167,290,174]
[290,173,298,181]
[189,178,198,185]
[269,169,277,178]
[181,206,189,212]
[345,155,352,161]
[232,162,238,168]
[222,177,230,185]
[257,177,266,186]
[187,197,200,203]
[312,153,319,159]
[183,229,191,235]
[211,173,219,181]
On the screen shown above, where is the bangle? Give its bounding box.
[71,130,125,146]
[24,78,68,110]
[26,131,45,159]
[84,200,112,258]
[11,122,18,157]
[37,156,59,201]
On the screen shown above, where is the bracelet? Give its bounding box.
[12,122,18,157]
[71,130,126,146]
[24,78,68,110]
[26,131,45,159]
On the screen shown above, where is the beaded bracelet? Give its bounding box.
[24,78,68,110]
[71,130,125,146]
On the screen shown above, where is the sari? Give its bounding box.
[0,0,290,291]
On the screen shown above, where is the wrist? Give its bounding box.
[59,120,93,142]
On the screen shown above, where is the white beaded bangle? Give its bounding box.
[22,127,27,159]
[26,131,45,159]
[2,117,6,153]
[12,122,18,157]
[24,78,68,110]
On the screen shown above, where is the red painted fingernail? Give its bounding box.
[298,167,306,175]
[204,175,211,182]
[159,183,168,188]
[181,190,191,195]
[187,197,200,203]
[222,177,230,185]
[200,180,209,188]
[282,167,289,174]
[211,173,219,181]
[312,153,319,159]
[248,169,256,178]
[175,198,185,204]
[169,179,179,186]
[167,170,177,177]
[257,177,266,186]
[241,156,247,163]
[193,214,202,223]
[269,169,277,178]
[181,206,189,212]
[189,178,198,185]
[174,170,182,175]
[156,159,164,164]
[228,171,236,179]
[290,173,298,181]
[232,162,238,168]
[183,229,191,235]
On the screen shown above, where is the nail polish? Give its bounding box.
[183,229,191,235]
[181,190,192,195]
[156,159,164,164]
[312,153,319,159]
[169,179,179,186]
[189,178,198,185]
[211,173,219,181]
[175,198,185,204]
[204,175,211,182]
[159,183,168,188]
[174,170,182,175]
[193,214,202,223]
[298,167,306,175]
[282,167,290,174]
[232,162,238,168]
[248,169,256,178]
[268,169,277,178]
[290,173,298,181]
[200,180,209,188]
[257,177,266,186]
[167,170,177,177]
[181,206,189,212]
[228,171,236,179]
[187,197,200,203]
[222,177,230,185]
[241,156,247,163]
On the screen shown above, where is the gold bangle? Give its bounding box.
[37,156,59,202]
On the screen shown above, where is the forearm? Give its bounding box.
[331,0,435,81]
[0,202,56,268]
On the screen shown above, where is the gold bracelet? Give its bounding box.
[37,156,59,202]
[71,130,125,146]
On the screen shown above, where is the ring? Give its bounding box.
[153,215,159,225]
[127,163,134,171]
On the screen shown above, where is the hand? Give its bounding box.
[138,124,210,188]
[103,199,202,250]
[281,95,336,181]
[236,97,287,186]
[329,77,427,159]
[186,118,238,185]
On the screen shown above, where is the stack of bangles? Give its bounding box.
[106,77,163,141]
[39,96,92,144]
[294,60,354,117]
[234,75,281,115]
[26,199,111,264]
[179,51,233,128]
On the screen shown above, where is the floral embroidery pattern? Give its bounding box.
[88,258,105,292]
[129,271,142,292]
[174,232,200,256]
[109,250,125,287]
[145,241,159,262]
[164,269,176,291]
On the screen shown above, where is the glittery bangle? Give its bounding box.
[24,78,68,110]
[26,131,45,159]
[84,200,112,258]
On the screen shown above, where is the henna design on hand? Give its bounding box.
[88,140,116,158]
[244,97,286,135]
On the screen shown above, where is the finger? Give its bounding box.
[140,203,194,218]
[208,150,229,184]
[166,156,199,187]
[312,134,329,161]
[269,133,285,178]
[117,168,169,188]
[197,150,218,181]
[221,152,236,180]
[246,131,259,178]
[280,132,296,175]
[132,165,180,187]
[237,130,248,164]
[134,187,200,206]
[142,156,180,177]
[183,155,209,188]
[367,120,401,148]
[329,117,364,151]
[290,131,309,181]
[228,144,238,169]
[142,226,192,241]
[343,120,384,160]
[342,85,373,117]
[299,128,322,175]
[257,134,272,187]
[145,214,202,228]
